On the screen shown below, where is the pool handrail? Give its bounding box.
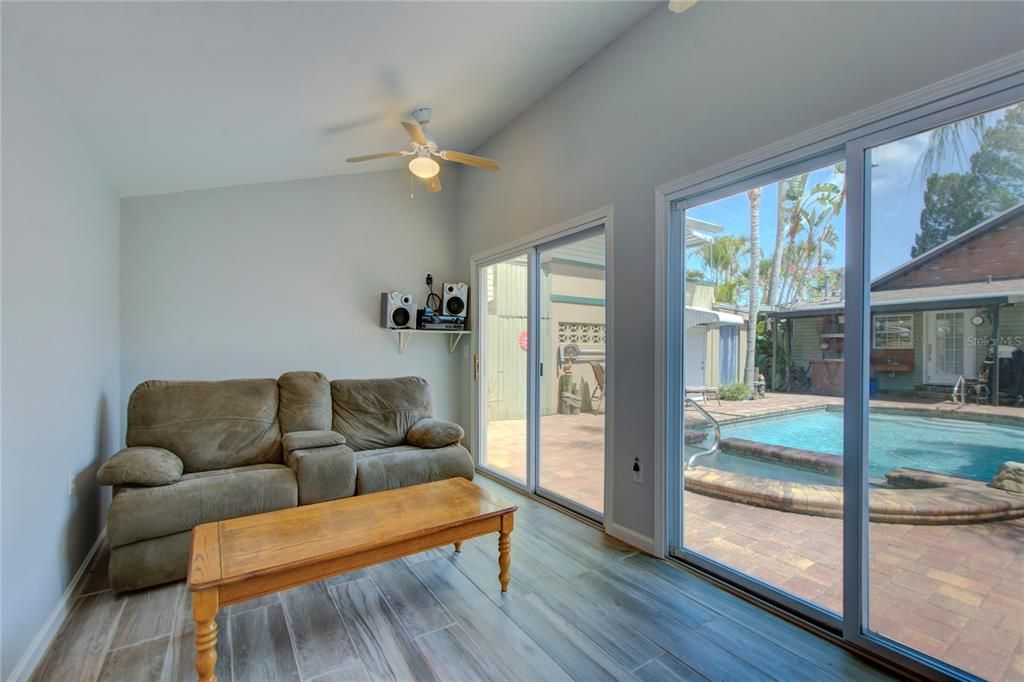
[684,397,721,469]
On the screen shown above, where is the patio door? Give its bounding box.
[671,155,848,623]
[924,310,974,384]
[663,84,1024,680]
[474,220,608,521]
[537,230,606,517]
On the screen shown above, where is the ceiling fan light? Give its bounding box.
[408,155,440,179]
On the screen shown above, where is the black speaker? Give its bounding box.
[380,292,416,329]
[442,282,468,319]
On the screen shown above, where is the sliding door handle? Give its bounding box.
[473,354,479,382]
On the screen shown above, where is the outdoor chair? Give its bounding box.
[685,385,721,406]
[588,361,606,412]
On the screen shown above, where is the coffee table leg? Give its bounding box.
[498,513,513,592]
[193,588,219,682]
[454,542,462,553]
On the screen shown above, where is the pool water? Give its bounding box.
[718,410,1024,482]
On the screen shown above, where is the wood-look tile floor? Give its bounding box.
[31,477,898,682]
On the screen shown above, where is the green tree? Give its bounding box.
[913,104,1024,256]
[698,234,746,303]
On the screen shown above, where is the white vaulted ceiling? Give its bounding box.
[2,1,657,197]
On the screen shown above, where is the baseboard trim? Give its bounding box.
[605,522,658,556]
[5,528,107,682]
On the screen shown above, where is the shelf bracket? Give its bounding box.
[397,331,411,354]
[449,332,467,353]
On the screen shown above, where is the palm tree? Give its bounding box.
[744,187,762,390]
[699,235,745,284]
[766,173,807,307]
[767,180,786,308]
[915,115,986,180]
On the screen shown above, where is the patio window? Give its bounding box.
[871,314,913,349]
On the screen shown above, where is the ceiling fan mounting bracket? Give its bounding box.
[411,107,432,125]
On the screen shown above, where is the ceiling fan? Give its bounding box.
[345,107,500,193]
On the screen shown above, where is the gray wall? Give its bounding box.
[456,1,1024,542]
[120,169,465,423]
[1,49,121,678]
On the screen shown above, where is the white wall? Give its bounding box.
[456,1,1024,542]
[1,49,120,679]
[120,169,464,422]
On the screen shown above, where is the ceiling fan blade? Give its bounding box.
[439,150,500,171]
[401,121,428,145]
[424,174,442,193]
[346,151,405,163]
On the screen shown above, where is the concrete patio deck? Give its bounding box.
[482,393,1024,680]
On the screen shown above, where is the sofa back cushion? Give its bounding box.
[126,379,281,473]
[278,371,332,432]
[330,377,433,450]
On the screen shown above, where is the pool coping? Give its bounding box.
[684,466,1024,524]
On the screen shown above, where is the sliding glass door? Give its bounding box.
[475,225,607,520]
[477,253,529,483]
[667,85,1024,679]
[675,156,848,620]
[537,231,607,516]
[858,97,1024,681]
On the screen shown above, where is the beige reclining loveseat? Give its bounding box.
[97,371,473,591]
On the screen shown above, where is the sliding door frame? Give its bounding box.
[841,82,1024,678]
[472,207,614,524]
[655,58,1024,681]
[665,149,847,634]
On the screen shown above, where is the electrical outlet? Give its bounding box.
[632,457,643,484]
[425,272,433,287]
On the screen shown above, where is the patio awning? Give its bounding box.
[685,306,744,328]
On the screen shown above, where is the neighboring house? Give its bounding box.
[768,202,1024,403]
[685,278,746,388]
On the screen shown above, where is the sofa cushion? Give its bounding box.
[330,377,434,451]
[354,443,474,495]
[279,371,332,432]
[107,463,297,547]
[282,430,346,453]
[406,418,464,449]
[127,379,282,473]
[97,447,183,487]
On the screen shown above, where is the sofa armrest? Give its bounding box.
[406,418,465,449]
[282,429,346,453]
[97,447,183,487]
[286,444,356,505]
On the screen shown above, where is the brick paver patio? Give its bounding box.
[483,394,1024,680]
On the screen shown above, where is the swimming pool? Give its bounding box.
[717,410,1024,481]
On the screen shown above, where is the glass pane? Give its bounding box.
[682,160,847,616]
[479,253,529,482]
[866,101,1024,680]
[538,230,606,514]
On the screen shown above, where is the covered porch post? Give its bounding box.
[992,303,1001,407]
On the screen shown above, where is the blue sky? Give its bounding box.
[684,106,1008,285]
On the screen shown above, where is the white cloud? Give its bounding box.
[869,131,929,193]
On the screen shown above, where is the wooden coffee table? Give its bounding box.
[187,477,516,681]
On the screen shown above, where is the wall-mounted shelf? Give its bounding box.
[391,329,471,354]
